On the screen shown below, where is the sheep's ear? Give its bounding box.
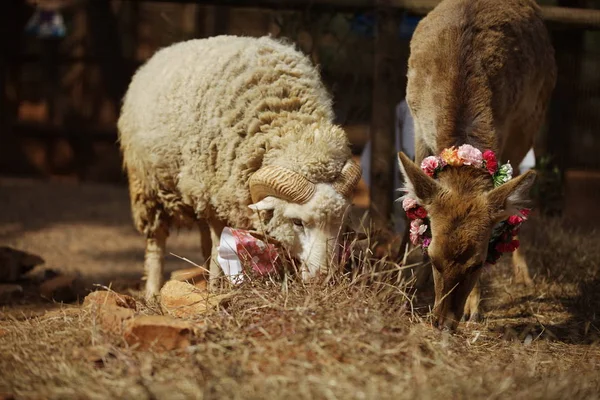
[249,196,277,211]
[488,170,537,216]
[397,152,440,205]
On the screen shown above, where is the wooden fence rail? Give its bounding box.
[139,0,600,28]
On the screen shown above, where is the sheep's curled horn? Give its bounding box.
[332,159,362,198]
[249,159,362,204]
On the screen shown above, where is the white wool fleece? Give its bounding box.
[118,35,353,241]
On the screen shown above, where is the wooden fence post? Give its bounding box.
[546,0,584,181]
[369,3,396,230]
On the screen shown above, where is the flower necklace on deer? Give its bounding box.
[402,144,531,265]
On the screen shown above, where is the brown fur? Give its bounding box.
[399,0,556,330]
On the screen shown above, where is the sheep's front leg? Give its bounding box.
[144,232,167,300]
[208,219,226,292]
[199,219,212,265]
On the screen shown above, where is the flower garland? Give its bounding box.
[402,144,531,265]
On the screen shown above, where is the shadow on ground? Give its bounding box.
[0,177,206,302]
[479,214,600,345]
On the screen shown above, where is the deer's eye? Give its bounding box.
[291,219,304,228]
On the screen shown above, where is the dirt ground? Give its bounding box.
[0,177,599,399]
[0,177,204,281]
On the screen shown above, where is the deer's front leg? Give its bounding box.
[463,279,481,322]
[512,239,533,286]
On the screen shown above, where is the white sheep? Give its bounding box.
[118,35,361,298]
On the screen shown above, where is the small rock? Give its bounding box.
[170,267,207,285]
[83,290,137,311]
[39,273,81,302]
[0,246,44,282]
[98,306,136,334]
[0,284,23,302]
[124,315,195,352]
[160,280,229,318]
[83,291,137,334]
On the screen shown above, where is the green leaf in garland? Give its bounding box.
[493,163,513,187]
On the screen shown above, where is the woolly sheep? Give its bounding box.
[118,35,361,298]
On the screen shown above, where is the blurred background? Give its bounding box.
[1,0,599,277]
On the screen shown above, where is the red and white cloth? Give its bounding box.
[217,228,280,284]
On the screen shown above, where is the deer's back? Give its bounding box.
[407,0,556,158]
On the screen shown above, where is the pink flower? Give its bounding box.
[407,206,428,220]
[420,156,441,177]
[482,150,498,175]
[410,219,427,234]
[402,197,417,211]
[520,208,531,218]
[409,233,419,245]
[422,237,432,248]
[457,144,483,167]
[409,219,427,245]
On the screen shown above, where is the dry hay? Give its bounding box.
[0,214,599,400]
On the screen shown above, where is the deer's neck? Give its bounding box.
[434,80,498,155]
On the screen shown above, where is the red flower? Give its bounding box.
[510,239,520,251]
[407,206,427,219]
[495,239,520,253]
[520,208,531,217]
[482,150,498,175]
[507,215,524,225]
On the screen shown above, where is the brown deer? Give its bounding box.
[397,0,556,330]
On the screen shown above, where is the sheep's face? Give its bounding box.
[249,184,350,280]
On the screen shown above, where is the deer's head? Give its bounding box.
[398,151,536,331]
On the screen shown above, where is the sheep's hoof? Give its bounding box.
[208,279,221,293]
[144,290,161,305]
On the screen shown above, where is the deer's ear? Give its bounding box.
[397,152,441,205]
[487,170,537,216]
